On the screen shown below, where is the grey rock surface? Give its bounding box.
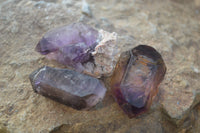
[0,0,200,132]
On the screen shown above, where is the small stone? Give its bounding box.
[111,45,166,118]
[29,66,106,110]
[92,30,119,76]
[81,0,92,17]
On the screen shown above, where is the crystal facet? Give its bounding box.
[36,22,99,68]
[29,66,106,110]
[111,45,166,118]
[36,22,120,77]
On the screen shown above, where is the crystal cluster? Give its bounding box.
[29,66,106,110]
[30,22,166,116]
[111,45,166,117]
[36,22,119,77]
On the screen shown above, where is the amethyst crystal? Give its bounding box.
[29,66,106,110]
[36,22,99,71]
[35,22,120,77]
[111,45,166,118]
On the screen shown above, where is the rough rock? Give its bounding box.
[160,42,200,126]
[91,30,119,77]
[0,0,200,132]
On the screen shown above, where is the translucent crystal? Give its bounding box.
[36,22,99,66]
[29,66,106,110]
[111,45,166,117]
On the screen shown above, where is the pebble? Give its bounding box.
[81,0,92,17]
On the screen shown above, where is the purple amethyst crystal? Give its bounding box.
[36,22,99,71]
[111,45,166,118]
[29,66,106,110]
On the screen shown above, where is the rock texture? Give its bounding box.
[0,0,200,132]
[91,30,119,77]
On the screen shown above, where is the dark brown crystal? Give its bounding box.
[111,45,166,118]
[29,66,106,110]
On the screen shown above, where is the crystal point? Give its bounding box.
[29,66,106,110]
[36,22,99,67]
[111,45,166,117]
